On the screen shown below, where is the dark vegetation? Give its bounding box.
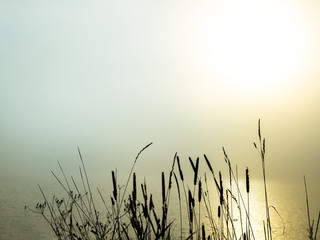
[26,120,320,240]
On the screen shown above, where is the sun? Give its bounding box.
[205,0,310,96]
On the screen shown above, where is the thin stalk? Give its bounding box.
[314,211,320,240]
[112,142,153,239]
[173,173,183,240]
[304,176,311,234]
[236,165,244,238]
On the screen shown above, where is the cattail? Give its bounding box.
[218,205,221,218]
[133,172,137,203]
[194,157,199,185]
[219,171,223,205]
[258,119,261,140]
[188,190,194,223]
[263,138,266,154]
[189,157,199,185]
[191,192,195,208]
[246,168,250,193]
[243,232,247,240]
[112,170,117,201]
[204,154,213,174]
[177,156,184,181]
[246,167,250,238]
[149,194,154,210]
[111,196,115,206]
[254,142,257,149]
[198,179,202,203]
[162,172,165,204]
[202,223,206,240]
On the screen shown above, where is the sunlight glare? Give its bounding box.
[206,1,310,96]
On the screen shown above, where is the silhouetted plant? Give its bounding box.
[26,121,319,240]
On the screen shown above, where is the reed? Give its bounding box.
[112,170,117,201]
[254,119,271,240]
[304,175,320,240]
[173,172,183,240]
[26,121,319,240]
[246,167,250,239]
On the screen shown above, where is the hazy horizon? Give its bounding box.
[1,0,320,186]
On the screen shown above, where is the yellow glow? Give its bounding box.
[206,1,311,96]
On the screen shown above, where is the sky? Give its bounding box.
[1,0,320,185]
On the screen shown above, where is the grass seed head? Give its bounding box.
[111,170,117,201]
[246,167,250,193]
[188,190,194,223]
[194,157,199,185]
[202,223,206,240]
[177,156,184,181]
[149,194,154,211]
[219,171,223,205]
[162,172,165,204]
[258,119,261,140]
[198,179,202,203]
[133,172,137,203]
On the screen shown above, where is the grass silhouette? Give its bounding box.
[26,120,319,240]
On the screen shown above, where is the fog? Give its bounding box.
[1,0,320,186]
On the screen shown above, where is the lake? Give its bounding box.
[1,172,319,240]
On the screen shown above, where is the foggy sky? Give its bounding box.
[1,0,320,185]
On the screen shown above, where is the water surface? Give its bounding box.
[1,173,318,240]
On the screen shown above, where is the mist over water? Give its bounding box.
[1,168,318,240]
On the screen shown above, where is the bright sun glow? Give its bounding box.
[206,1,310,96]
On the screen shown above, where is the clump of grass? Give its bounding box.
[26,120,319,240]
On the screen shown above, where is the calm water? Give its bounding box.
[1,174,319,240]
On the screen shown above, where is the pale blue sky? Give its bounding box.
[1,0,320,184]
